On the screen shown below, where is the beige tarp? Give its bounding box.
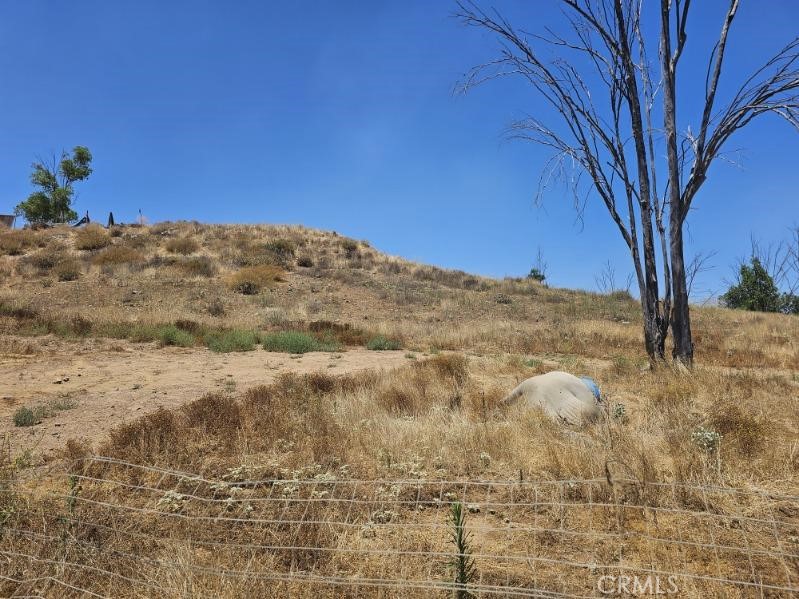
[500,371,601,425]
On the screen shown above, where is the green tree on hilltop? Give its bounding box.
[721,257,781,313]
[15,146,93,225]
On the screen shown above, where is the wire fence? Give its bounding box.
[1,455,797,597]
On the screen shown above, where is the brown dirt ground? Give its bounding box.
[0,336,408,457]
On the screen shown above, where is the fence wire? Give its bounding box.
[1,455,797,598]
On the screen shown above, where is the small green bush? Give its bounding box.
[13,406,39,427]
[262,331,339,354]
[206,329,259,353]
[158,325,195,347]
[366,335,401,351]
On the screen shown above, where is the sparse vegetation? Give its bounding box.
[262,330,339,354]
[177,255,217,277]
[157,324,195,347]
[13,406,39,427]
[1,221,797,598]
[165,237,200,255]
[228,265,284,294]
[206,329,260,353]
[74,225,111,250]
[54,257,81,281]
[366,335,401,351]
[0,229,37,255]
[92,245,145,266]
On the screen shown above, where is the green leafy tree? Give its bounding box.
[780,293,799,315]
[15,146,93,225]
[721,257,781,313]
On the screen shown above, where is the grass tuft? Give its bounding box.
[206,329,260,353]
[366,335,402,351]
[228,265,285,294]
[74,225,111,250]
[13,406,39,427]
[165,237,200,255]
[158,325,196,347]
[262,330,340,354]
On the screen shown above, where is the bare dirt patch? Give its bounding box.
[0,337,408,456]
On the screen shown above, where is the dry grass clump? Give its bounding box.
[165,237,200,255]
[228,265,285,294]
[21,243,69,272]
[54,256,81,281]
[74,224,111,250]
[231,238,296,269]
[0,229,38,255]
[92,245,146,266]
[176,256,217,277]
[306,320,370,345]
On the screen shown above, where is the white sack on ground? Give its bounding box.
[500,371,601,425]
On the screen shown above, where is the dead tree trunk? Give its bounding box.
[457,0,799,366]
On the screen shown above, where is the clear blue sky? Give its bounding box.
[1,1,797,299]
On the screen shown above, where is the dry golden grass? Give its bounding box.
[1,221,797,597]
[74,223,111,250]
[165,236,200,255]
[227,264,285,294]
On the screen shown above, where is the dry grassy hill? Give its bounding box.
[0,222,797,597]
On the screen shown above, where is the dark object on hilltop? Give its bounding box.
[73,211,91,227]
[107,212,115,227]
[15,146,93,226]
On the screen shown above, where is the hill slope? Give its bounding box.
[1,221,797,598]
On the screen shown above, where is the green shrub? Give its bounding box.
[721,257,780,313]
[262,331,339,354]
[366,335,402,351]
[158,325,195,347]
[13,406,39,427]
[206,329,259,353]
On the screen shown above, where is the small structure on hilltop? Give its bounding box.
[73,211,91,227]
[0,214,15,228]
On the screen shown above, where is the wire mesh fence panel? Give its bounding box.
[1,456,797,598]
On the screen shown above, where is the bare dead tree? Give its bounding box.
[595,259,633,295]
[686,250,717,298]
[456,0,799,365]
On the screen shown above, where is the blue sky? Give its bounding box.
[1,1,797,299]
